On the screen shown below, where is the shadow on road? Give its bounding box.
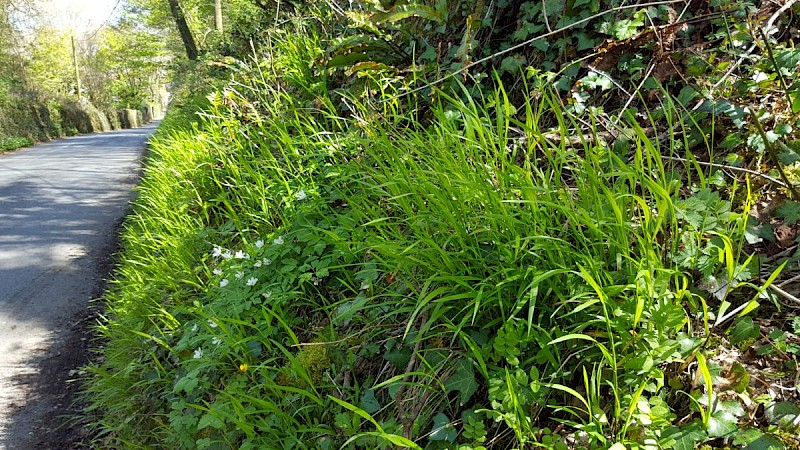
[0,123,157,449]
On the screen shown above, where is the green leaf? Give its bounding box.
[197,413,223,430]
[660,422,708,450]
[429,412,457,442]
[765,401,800,428]
[360,389,381,414]
[707,409,738,437]
[776,201,800,225]
[371,4,444,24]
[730,317,760,345]
[444,359,479,405]
[732,428,785,449]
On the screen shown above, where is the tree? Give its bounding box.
[214,0,222,33]
[167,0,197,60]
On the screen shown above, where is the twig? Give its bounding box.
[778,272,800,288]
[708,0,800,96]
[769,283,800,306]
[661,155,789,189]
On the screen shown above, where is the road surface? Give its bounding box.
[0,123,156,449]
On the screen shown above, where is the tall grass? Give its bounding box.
[83,25,767,449]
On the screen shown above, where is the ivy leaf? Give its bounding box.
[776,201,800,225]
[660,422,708,450]
[360,389,381,414]
[765,401,800,428]
[729,317,760,346]
[707,409,738,437]
[428,412,457,442]
[444,359,478,405]
[732,428,784,449]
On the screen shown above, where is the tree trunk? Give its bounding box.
[167,0,198,60]
[214,0,223,33]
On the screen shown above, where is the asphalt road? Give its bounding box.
[0,123,156,448]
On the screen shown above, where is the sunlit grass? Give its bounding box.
[81,26,776,449]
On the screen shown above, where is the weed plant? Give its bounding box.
[83,27,786,450]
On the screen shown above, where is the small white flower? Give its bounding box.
[247,277,258,286]
[221,250,232,260]
[208,320,218,328]
[255,240,264,248]
[212,246,223,257]
[235,271,244,279]
[212,337,222,345]
[254,260,262,268]
[262,291,272,299]
[191,323,198,332]
[360,281,370,290]
[219,279,229,287]
[193,348,203,359]
[235,250,249,259]
[295,190,307,200]
[263,258,272,266]
[212,268,223,275]
[273,236,284,245]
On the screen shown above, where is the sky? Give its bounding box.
[40,0,123,33]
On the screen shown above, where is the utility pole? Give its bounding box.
[214,0,223,34]
[71,35,82,100]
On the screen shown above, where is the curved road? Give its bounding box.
[0,123,156,448]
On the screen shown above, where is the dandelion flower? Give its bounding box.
[208,319,218,328]
[193,348,203,359]
[247,277,258,286]
[295,190,307,201]
[255,240,264,248]
[235,271,244,279]
[219,279,229,287]
[273,236,284,245]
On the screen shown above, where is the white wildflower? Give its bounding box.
[219,279,229,287]
[263,258,272,266]
[212,268,223,275]
[193,348,203,359]
[235,271,244,279]
[208,320,218,328]
[360,281,370,290]
[262,291,272,299]
[212,337,222,345]
[191,323,198,332]
[235,250,249,259]
[255,239,264,248]
[254,260,262,268]
[247,277,258,286]
[221,250,232,260]
[212,246,223,257]
[273,236,284,245]
[295,190,307,201]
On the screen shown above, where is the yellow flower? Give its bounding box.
[239,363,248,372]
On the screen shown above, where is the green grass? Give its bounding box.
[82,25,794,450]
[0,136,33,152]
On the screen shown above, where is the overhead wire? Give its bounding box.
[85,0,123,40]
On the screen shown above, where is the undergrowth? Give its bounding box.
[82,13,800,450]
